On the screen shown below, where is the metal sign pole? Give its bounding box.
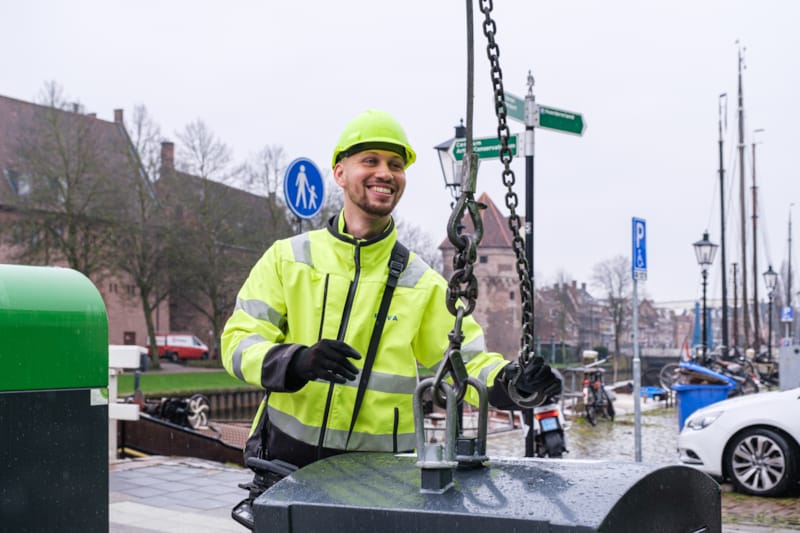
[522,73,536,458]
[632,277,642,462]
[631,217,647,463]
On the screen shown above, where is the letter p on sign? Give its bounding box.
[632,217,647,280]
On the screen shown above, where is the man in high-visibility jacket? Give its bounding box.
[221,109,561,471]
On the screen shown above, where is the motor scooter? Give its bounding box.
[531,397,567,458]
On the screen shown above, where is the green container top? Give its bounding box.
[0,265,108,392]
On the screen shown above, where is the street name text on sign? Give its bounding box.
[284,157,324,219]
[451,134,518,161]
[536,104,586,136]
[632,217,647,281]
[502,92,526,123]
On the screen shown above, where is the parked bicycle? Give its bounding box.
[749,349,780,388]
[658,346,760,396]
[582,359,615,426]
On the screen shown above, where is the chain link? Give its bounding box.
[479,0,534,364]
[436,0,534,405]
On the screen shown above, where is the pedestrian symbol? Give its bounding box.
[284,158,324,219]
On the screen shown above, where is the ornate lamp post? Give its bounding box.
[763,265,778,360]
[433,120,466,206]
[693,231,719,360]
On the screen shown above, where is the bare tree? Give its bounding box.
[396,218,443,272]
[106,105,170,369]
[591,255,632,382]
[128,104,162,182]
[176,119,234,182]
[244,144,297,233]
[166,120,259,363]
[247,144,286,197]
[8,81,125,278]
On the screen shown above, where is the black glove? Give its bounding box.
[289,339,361,384]
[510,356,562,407]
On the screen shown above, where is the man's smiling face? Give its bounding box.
[334,149,407,220]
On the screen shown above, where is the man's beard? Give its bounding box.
[349,191,399,218]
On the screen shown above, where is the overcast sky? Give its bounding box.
[2,1,799,306]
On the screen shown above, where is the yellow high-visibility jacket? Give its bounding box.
[221,213,509,467]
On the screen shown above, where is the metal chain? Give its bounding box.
[436,0,486,405]
[479,0,534,364]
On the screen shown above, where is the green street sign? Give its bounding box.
[502,92,526,123]
[536,104,586,136]
[451,134,518,161]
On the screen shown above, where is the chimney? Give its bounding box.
[572,280,577,289]
[161,141,175,173]
[581,282,587,292]
[114,109,124,124]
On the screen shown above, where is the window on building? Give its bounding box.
[4,167,31,196]
[123,331,136,345]
[479,255,488,264]
[126,285,136,297]
[509,291,515,300]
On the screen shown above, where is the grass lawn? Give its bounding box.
[116,371,256,396]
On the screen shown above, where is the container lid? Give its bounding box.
[677,362,737,387]
[0,265,108,392]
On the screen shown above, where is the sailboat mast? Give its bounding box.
[751,130,763,349]
[788,207,794,339]
[718,94,730,355]
[737,43,751,349]
[732,263,739,348]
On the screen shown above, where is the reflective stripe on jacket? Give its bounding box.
[221,213,508,454]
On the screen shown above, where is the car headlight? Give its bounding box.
[686,410,723,430]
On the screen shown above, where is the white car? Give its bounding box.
[677,387,800,496]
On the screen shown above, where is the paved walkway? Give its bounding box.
[111,457,250,533]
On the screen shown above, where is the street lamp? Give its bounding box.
[434,120,466,205]
[763,265,778,360]
[693,231,719,359]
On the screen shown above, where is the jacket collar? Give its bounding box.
[326,210,395,247]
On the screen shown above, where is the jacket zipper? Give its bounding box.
[317,243,361,455]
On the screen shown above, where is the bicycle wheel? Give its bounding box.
[599,387,615,421]
[585,388,598,426]
[659,363,680,391]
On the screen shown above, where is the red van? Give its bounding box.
[151,333,210,361]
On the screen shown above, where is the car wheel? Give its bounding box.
[169,351,179,363]
[202,351,209,360]
[725,428,798,496]
[187,394,210,429]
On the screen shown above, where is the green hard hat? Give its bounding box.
[331,109,416,169]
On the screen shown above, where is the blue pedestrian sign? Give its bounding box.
[284,157,324,219]
[781,306,794,323]
[632,217,647,281]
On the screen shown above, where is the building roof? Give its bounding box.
[0,93,151,210]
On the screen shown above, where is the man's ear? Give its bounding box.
[333,163,345,186]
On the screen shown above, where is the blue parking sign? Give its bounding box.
[284,158,324,219]
[632,217,647,280]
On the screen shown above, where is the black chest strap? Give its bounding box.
[345,241,409,449]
